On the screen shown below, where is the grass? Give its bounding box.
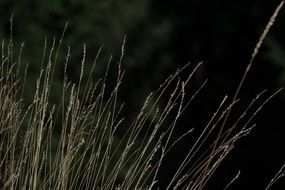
[0,1,284,189]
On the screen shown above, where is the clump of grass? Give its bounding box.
[0,1,284,189]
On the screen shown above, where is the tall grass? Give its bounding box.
[0,1,284,189]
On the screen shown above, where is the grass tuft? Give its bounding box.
[0,1,284,189]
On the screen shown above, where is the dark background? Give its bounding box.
[0,0,285,189]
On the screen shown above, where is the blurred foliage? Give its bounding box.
[1,0,284,106]
[0,0,175,110]
[265,37,285,84]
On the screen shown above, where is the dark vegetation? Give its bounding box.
[0,1,285,189]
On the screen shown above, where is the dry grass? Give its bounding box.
[0,1,284,189]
